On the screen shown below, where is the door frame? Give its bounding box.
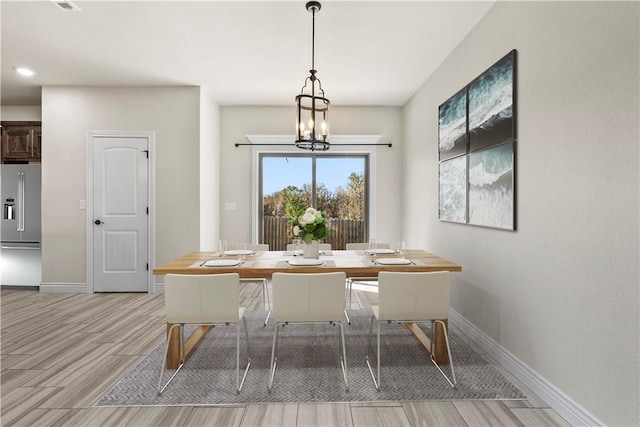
[86,130,156,293]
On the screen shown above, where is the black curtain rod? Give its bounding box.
[234,143,392,147]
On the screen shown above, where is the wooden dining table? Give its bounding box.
[153,249,461,369]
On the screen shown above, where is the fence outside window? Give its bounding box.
[262,216,365,250]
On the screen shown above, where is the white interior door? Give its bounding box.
[92,136,149,292]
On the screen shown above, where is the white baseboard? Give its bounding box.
[153,282,164,293]
[449,309,604,427]
[39,282,89,293]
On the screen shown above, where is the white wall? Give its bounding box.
[1,105,41,121]
[41,86,202,285]
[199,90,220,251]
[219,106,403,245]
[403,2,639,426]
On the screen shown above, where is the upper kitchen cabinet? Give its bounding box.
[1,121,42,163]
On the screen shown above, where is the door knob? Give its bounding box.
[94,219,104,225]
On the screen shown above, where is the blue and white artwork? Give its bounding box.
[468,142,514,230]
[438,156,467,223]
[439,88,467,161]
[469,51,515,153]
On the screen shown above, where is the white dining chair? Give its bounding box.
[244,243,271,326]
[157,273,251,395]
[268,272,349,392]
[344,242,391,323]
[365,271,456,390]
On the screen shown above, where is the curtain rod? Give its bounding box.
[234,143,392,147]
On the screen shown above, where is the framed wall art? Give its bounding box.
[469,50,516,153]
[438,88,467,161]
[437,49,517,231]
[438,155,467,223]
[467,141,515,230]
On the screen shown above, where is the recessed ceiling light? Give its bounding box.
[14,67,36,77]
[51,0,81,12]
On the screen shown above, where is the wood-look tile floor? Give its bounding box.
[1,286,571,426]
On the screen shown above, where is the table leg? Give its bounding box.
[166,323,213,369]
[404,319,450,365]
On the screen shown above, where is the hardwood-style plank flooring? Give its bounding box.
[1,286,571,426]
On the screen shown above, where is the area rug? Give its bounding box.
[96,310,524,406]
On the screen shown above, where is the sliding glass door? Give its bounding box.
[260,153,368,250]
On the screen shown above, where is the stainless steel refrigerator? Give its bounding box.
[1,164,42,286]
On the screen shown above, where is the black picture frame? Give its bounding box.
[468,50,516,153]
[438,88,467,161]
[467,141,515,230]
[438,155,467,224]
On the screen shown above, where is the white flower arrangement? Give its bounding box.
[288,207,329,244]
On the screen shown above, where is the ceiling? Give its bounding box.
[1,1,495,107]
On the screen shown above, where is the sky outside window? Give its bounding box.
[263,156,364,195]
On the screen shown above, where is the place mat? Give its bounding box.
[96,309,525,406]
[287,258,324,266]
[365,248,397,255]
[223,249,255,256]
[203,259,242,267]
[283,251,333,256]
[189,260,253,269]
[275,260,336,268]
[374,258,412,265]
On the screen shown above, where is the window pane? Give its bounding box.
[260,154,367,250]
[317,157,366,248]
[261,156,312,249]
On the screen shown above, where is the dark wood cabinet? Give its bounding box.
[1,121,42,163]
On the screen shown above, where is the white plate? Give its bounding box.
[223,249,255,256]
[203,259,242,267]
[375,258,412,265]
[287,258,324,266]
[365,248,396,255]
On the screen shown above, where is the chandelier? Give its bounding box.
[295,1,330,151]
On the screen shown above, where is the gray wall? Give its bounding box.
[219,106,403,245]
[41,86,204,285]
[403,2,639,425]
[1,105,41,121]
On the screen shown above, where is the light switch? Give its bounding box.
[80,199,86,210]
[224,202,236,211]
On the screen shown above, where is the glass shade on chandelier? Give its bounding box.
[295,1,330,151]
[296,73,330,151]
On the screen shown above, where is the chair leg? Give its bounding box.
[233,319,252,394]
[364,316,381,391]
[343,279,351,324]
[157,323,185,396]
[268,323,282,391]
[430,320,457,388]
[236,317,252,394]
[337,322,349,391]
[262,279,271,326]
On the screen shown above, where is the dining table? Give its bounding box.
[153,249,462,369]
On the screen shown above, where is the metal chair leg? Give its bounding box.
[268,323,282,391]
[237,317,252,394]
[430,320,457,388]
[344,279,351,324]
[263,279,272,326]
[338,322,349,391]
[364,316,381,391]
[157,323,184,396]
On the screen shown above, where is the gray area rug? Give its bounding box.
[96,310,524,406]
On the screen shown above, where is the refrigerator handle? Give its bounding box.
[18,172,25,232]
